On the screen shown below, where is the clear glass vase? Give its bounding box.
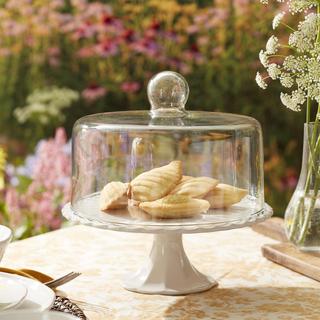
[285,122,320,251]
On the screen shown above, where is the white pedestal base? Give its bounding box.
[123,233,217,295]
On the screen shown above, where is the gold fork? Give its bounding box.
[0,267,81,289]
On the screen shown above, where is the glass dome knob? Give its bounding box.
[147,71,189,118]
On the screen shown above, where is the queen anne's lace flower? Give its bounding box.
[255,72,268,89]
[295,74,310,89]
[267,63,281,79]
[257,2,319,111]
[308,58,320,79]
[280,90,306,111]
[289,31,313,52]
[259,50,269,67]
[288,0,317,14]
[280,73,294,88]
[272,12,285,29]
[299,13,318,38]
[266,35,280,54]
[283,55,308,72]
[260,0,317,13]
[308,84,320,102]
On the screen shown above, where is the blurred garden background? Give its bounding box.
[0,0,304,238]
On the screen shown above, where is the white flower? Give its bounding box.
[267,63,281,79]
[255,72,268,89]
[308,84,320,102]
[260,0,268,4]
[308,57,320,79]
[280,74,294,88]
[259,50,269,67]
[280,90,306,111]
[299,13,318,38]
[14,87,79,124]
[289,31,313,52]
[272,12,285,29]
[296,74,310,89]
[266,35,279,54]
[256,1,319,111]
[289,0,317,14]
[283,55,307,72]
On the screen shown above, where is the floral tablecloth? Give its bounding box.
[2,225,320,320]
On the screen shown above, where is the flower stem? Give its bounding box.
[306,97,311,123]
[280,22,296,32]
[317,5,320,44]
[297,103,320,245]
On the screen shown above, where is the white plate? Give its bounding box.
[0,311,78,320]
[0,272,55,312]
[0,276,27,311]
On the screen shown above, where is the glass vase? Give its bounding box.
[285,122,320,251]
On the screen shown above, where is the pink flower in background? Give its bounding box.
[183,44,204,64]
[211,46,223,57]
[5,188,19,215]
[197,36,209,46]
[47,47,60,67]
[0,48,11,57]
[32,128,71,189]
[186,25,199,34]
[72,22,96,40]
[120,82,140,93]
[101,13,114,25]
[4,188,21,227]
[130,38,159,57]
[82,84,107,102]
[3,128,71,231]
[27,128,71,229]
[94,40,118,57]
[121,29,135,43]
[47,47,60,56]
[2,20,26,36]
[49,0,65,9]
[77,46,95,58]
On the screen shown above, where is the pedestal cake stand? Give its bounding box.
[62,200,272,295]
[64,71,273,295]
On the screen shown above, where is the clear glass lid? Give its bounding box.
[70,71,269,229]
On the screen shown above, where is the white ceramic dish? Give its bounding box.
[0,276,28,311]
[0,311,78,320]
[0,272,55,312]
[0,225,12,262]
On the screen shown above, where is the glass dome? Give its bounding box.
[70,71,267,228]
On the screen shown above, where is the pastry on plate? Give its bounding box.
[100,181,129,211]
[170,176,219,198]
[204,183,248,209]
[129,160,182,202]
[128,205,151,220]
[139,194,210,219]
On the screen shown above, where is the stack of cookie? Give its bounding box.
[99,161,247,219]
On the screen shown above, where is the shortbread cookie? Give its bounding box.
[204,183,248,209]
[170,176,219,198]
[139,195,210,219]
[180,175,193,183]
[100,181,129,211]
[128,205,151,220]
[129,161,182,202]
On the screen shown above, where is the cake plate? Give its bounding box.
[65,71,273,295]
[62,200,272,295]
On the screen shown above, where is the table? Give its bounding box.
[2,224,320,320]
